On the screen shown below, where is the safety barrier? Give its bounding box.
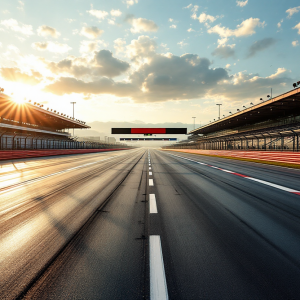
[0,148,128,161]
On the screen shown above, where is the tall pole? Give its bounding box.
[216,104,222,119]
[192,117,196,130]
[70,102,76,137]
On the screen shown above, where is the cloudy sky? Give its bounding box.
[0,0,299,129]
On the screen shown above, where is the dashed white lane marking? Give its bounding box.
[149,235,168,300]
[149,194,158,213]
[168,153,300,196]
[149,167,152,170]
[149,179,154,186]
[149,171,153,175]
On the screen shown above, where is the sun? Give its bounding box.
[12,98,26,104]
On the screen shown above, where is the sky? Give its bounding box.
[0,0,300,132]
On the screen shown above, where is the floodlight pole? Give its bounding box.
[70,102,76,136]
[192,117,196,130]
[216,104,222,119]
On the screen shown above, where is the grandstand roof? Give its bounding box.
[0,94,90,130]
[189,87,300,135]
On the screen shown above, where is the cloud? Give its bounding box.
[168,18,174,22]
[277,19,283,29]
[79,40,107,53]
[236,0,248,7]
[32,41,72,53]
[177,41,188,47]
[0,67,42,85]
[208,18,265,38]
[87,8,108,20]
[225,64,231,68]
[126,0,138,7]
[212,44,235,58]
[293,22,300,34]
[197,12,218,23]
[37,25,60,38]
[170,24,177,29]
[0,19,33,35]
[210,68,290,100]
[126,15,158,33]
[126,35,157,63]
[110,9,122,16]
[44,76,136,97]
[292,40,299,47]
[17,1,24,11]
[43,36,291,103]
[114,38,126,54]
[187,28,195,32]
[45,50,130,78]
[246,38,276,58]
[80,26,103,39]
[286,6,300,18]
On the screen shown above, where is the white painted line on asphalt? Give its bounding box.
[168,153,300,196]
[149,179,154,186]
[246,177,300,193]
[149,167,152,170]
[149,171,153,175]
[150,235,168,300]
[149,194,158,213]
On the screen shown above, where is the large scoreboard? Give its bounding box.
[112,128,187,134]
[120,138,177,141]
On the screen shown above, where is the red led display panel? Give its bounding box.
[131,128,166,134]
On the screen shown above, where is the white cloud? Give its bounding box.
[191,5,199,19]
[187,28,195,32]
[80,26,104,39]
[80,40,107,53]
[127,16,158,33]
[277,19,283,28]
[225,64,231,68]
[168,18,174,22]
[170,24,177,29]
[17,1,24,11]
[198,12,217,23]
[114,38,126,54]
[183,4,193,9]
[1,19,33,36]
[286,6,300,18]
[236,0,248,7]
[87,8,108,20]
[208,18,265,38]
[37,25,60,38]
[110,9,122,17]
[32,41,72,53]
[178,40,188,47]
[293,22,300,34]
[66,19,76,23]
[292,40,299,47]
[126,0,138,7]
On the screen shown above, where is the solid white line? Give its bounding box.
[149,179,154,186]
[149,171,153,175]
[149,194,158,213]
[150,235,168,300]
[246,177,300,193]
[168,153,300,194]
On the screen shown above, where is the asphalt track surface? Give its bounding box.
[1,148,300,299]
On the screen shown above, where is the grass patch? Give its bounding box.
[163,149,300,170]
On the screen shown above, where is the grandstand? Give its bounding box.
[164,86,300,151]
[0,93,125,150]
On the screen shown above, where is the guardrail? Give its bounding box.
[0,149,129,161]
